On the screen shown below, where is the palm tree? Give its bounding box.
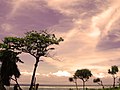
[93,78,104,89]
[108,65,119,88]
[69,75,78,90]
[0,50,23,89]
[75,69,92,90]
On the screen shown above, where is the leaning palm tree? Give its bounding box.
[0,50,23,90]
[108,65,119,88]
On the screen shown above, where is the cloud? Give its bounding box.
[8,0,46,18]
[0,0,66,38]
[45,0,80,16]
[94,0,120,51]
[52,71,71,77]
[0,0,12,17]
[21,71,40,76]
[42,71,71,77]
[46,0,109,17]
[93,5,120,37]
[93,73,107,78]
[97,30,120,50]
[1,23,13,32]
[91,58,120,67]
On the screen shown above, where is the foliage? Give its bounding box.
[93,78,101,83]
[75,69,92,81]
[69,75,77,82]
[2,30,64,58]
[75,69,92,90]
[1,30,64,90]
[69,77,74,82]
[108,65,119,75]
[0,50,22,86]
[93,78,104,89]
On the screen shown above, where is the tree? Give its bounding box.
[2,30,64,90]
[0,50,23,90]
[0,71,6,90]
[108,65,119,88]
[75,69,92,90]
[93,78,104,89]
[69,75,78,90]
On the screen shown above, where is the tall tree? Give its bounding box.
[69,75,78,90]
[75,69,92,90]
[2,30,64,90]
[108,65,119,88]
[0,49,23,90]
[93,78,104,89]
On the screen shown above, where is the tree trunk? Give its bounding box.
[101,81,104,89]
[0,82,6,90]
[35,83,39,90]
[15,77,22,90]
[102,84,104,89]
[29,58,39,90]
[75,79,78,90]
[0,75,6,90]
[113,77,115,88]
[83,81,85,90]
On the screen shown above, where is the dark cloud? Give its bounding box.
[0,0,12,17]
[74,0,110,18]
[0,0,12,33]
[0,0,68,38]
[97,29,120,51]
[6,8,65,33]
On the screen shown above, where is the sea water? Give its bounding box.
[6,85,111,90]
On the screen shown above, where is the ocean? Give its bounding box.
[6,85,112,90]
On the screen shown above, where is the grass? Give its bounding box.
[88,87,120,90]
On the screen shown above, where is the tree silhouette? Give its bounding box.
[0,50,23,90]
[93,78,104,89]
[1,30,64,90]
[69,75,78,90]
[108,65,119,88]
[75,69,92,90]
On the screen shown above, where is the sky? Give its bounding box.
[0,0,120,85]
